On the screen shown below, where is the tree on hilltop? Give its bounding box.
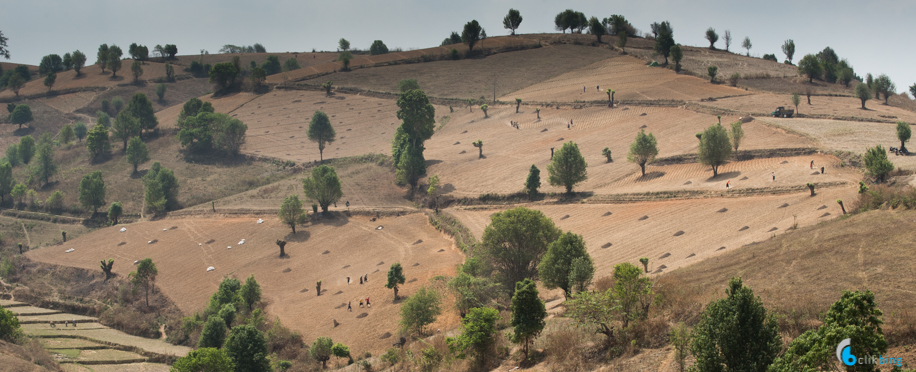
[0,30,9,59]
[874,74,895,105]
[782,39,795,64]
[369,40,388,55]
[338,38,350,51]
[723,30,732,52]
[503,9,523,35]
[652,21,674,64]
[131,60,143,82]
[43,72,56,92]
[705,28,718,49]
[741,37,752,56]
[462,20,482,53]
[627,129,658,177]
[797,54,821,83]
[107,45,123,77]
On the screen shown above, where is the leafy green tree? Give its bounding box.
[164,44,178,59]
[395,142,426,189]
[331,343,351,365]
[4,144,19,167]
[707,65,718,83]
[741,36,752,56]
[538,232,591,298]
[386,262,406,300]
[218,303,236,328]
[427,174,440,212]
[10,183,26,205]
[278,195,305,234]
[302,165,343,213]
[129,258,157,307]
[337,52,352,71]
[669,45,683,72]
[0,307,21,343]
[480,104,488,118]
[239,275,261,312]
[524,164,540,199]
[616,31,628,52]
[43,72,56,92]
[107,45,123,77]
[59,124,75,145]
[873,74,895,104]
[283,58,300,72]
[39,54,63,75]
[864,145,894,182]
[97,44,109,72]
[627,129,658,177]
[698,123,732,176]
[172,348,234,372]
[311,337,333,369]
[31,143,57,185]
[112,96,124,113]
[510,278,546,359]
[399,287,441,336]
[126,93,158,136]
[10,104,32,129]
[0,30,9,60]
[705,28,718,49]
[588,17,605,42]
[369,40,389,55]
[503,9,522,35]
[144,177,166,213]
[6,73,25,96]
[781,39,795,64]
[568,256,595,293]
[838,67,855,87]
[112,111,141,151]
[249,66,266,88]
[797,54,822,83]
[482,207,561,291]
[397,78,420,93]
[611,262,654,327]
[155,83,166,101]
[769,290,887,372]
[97,111,111,127]
[0,162,12,204]
[209,62,238,91]
[338,38,350,51]
[653,21,674,64]
[791,92,800,113]
[107,201,122,225]
[447,306,500,363]
[130,60,143,82]
[177,112,218,152]
[213,116,247,156]
[856,83,871,109]
[447,272,498,317]
[547,141,588,193]
[208,277,241,314]
[306,111,335,161]
[126,137,149,173]
[74,122,88,142]
[690,277,781,372]
[897,121,911,151]
[224,325,270,372]
[18,135,35,164]
[567,288,619,348]
[462,20,483,53]
[729,121,744,152]
[164,63,174,81]
[261,55,281,75]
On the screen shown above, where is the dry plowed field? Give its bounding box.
[26,214,464,354]
[450,186,856,278]
[0,60,172,99]
[706,94,916,123]
[502,55,747,103]
[423,105,812,196]
[627,45,800,81]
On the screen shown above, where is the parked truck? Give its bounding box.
[771,106,794,118]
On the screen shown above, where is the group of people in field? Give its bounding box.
[346,274,371,312]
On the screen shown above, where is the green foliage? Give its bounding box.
[97,111,111,128]
[547,141,588,193]
[213,116,247,156]
[398,78,420,93]
[39,54,63,75]
[125,93,158,133]
[770,290,887,372]
[112,96,124,113]
[10,183,26,205]
[307,110,336,161]
[669,323,691,372]
[130,60,143,82]
[566,288,619,347]
[208,277,242,315]
[261,55,281,75]
[155,83,166,101]
[107,201,122,225]
[447,272,499,316]
[856,83,871,109]
[126,137,149,173]
[729,121,744,152]
[480,104,488,117]
[482,207,561,291]
[177,111,221,153]
[873,74,896,104]
[588,17,605,42]
[524,164,540,199]
[538,232,591,298]
[0,163,13,203]
[143,163,179,211]
[164,63,174,81]
[338,38,350,51]
[278,195,305,234]
[209,62,239,91]
[653,21,675,64]
[602,147,613,163]
[239,275,262,312]
[97,44,109,72]
[282,58,300,72]
[386,262,406,300]
[4,144,19,167]
[462,20,483,52]
[172,347,235,372]
[108,45,123,77]
[705,28,718,49]
[0,307,21,343]
[198,316,228,349]
[611,263,654,328]
[10,104,33,129]
[218,303,236,328]
[6,72,25,96]
[690,277,781,372]
[396,89,436,146]
[130,258,158,307]
[864,145,894,182]
[43,72,56,92]
[510,279,546,359]
[59,124,75,145]
[369,40,389,55]
[698,123,732,176]
[399,287,441,336]
[45,190,64,211]
[311,337,333,368]
[331,342,351,363]
[781,39,795,64]
[31,143,57,185]
[797,54,822,83]
[897,121,911,150]
[337,52,352,71]
[707,65,718,83]
[302,165,343,213]
[112,111,141,151]
[503,9,523,35]
[741,36,752,56]
[627,129,658,176]
[447,306,499,362]
[224,325,270,372]
[73,122,88,143]
[568,256,595,293]
[78,170,106,213]
[249,66,266,88]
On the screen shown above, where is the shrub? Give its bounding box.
[450,49,460,60]
[282,58,300,72]
[763,54,778,62]
[728,72,740,86]
[155,83,166,101]
[369,40,389,55]
[399,287,441,336]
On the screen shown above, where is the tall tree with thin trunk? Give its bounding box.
[705,28,718,49]
[791,93,800,114]
[386,263,405,300]
[782,39,795,64]
[741,37,752,56]
[278,195,305,234]
[108,45,123,77]
[126,137,149,173]
[462,20,482,53]
[129,258,158,307]
[307,111,335,161]
[729,121,744,153]
[510,278,546,360]
[503,9,522,35]
[627,129,658,176]
[723,30,732,52]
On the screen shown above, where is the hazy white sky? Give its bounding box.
[1,0,912,94]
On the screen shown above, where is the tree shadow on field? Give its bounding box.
[38,181,59,191]
[12,127,35,137]
[634,171,665,182]
[707,171,741,181]
[311,212,350,227]
[425,159,443,167]
[130,169,149,179]
[440,183,456,194]
[284,230,311,243]
[108,75,124,82]
[182,151,251,167]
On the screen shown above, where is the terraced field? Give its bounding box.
[706,93,916,123]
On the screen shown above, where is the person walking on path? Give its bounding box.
[348,301,352,312]
[366,297,371,308]
[726,181,730,189]
[810,160,814,169]
[359,276,363,284]
[359,299,364,308]
[772,172,775,181]
[347,276,350,285]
